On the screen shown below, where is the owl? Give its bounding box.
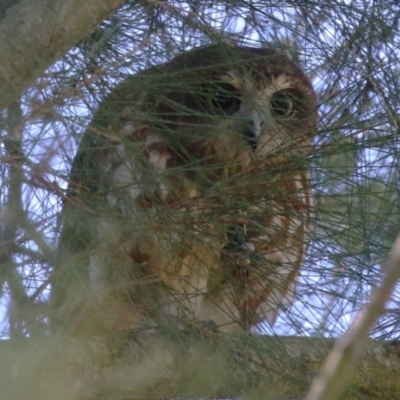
[52,44,317,335]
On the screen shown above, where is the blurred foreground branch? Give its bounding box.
[306,234,400,400]
[2,334,400,400]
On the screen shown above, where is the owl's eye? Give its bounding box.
[270,90,299,118]
[211,83,241,113]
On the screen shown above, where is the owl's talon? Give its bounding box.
[199,319,217,329]
[240,241,255,252]
[237,258,251,267]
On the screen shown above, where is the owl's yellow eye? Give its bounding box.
[211,83,241,113]
[270,90,298,118]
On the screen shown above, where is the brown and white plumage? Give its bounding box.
[53,44,317,334]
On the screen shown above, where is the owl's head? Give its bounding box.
[106,44,317,184]
[140,44,317,176]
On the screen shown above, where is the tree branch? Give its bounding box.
[0,0,126,110]
[305,235,400,400]
[1,334,400,400]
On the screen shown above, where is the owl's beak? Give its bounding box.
[231,115,267,153]
[241,108,271,152]
[241,122,258,151]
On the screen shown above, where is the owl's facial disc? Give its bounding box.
[209,72,313,161]
[231,76,315,162]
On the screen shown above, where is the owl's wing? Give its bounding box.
[53,69,205,333]
[244,170,313,328]
[52,76,149,331]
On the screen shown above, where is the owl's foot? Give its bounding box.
[198,319,218,329]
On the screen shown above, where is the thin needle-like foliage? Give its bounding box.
[0,1,400,399]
